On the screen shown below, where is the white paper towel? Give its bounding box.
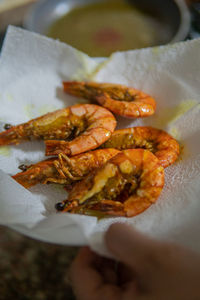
[1,26,200,256]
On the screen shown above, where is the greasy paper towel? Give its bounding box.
[0,26,200,255]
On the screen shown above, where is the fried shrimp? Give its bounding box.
[56,149,164,218]
[0,104,116,156]
[45,104,116,156]
[101,127,180,168]
[63,81,156,118]
[12,149,120,189]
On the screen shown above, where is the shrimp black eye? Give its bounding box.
[4,123,12,130]
[18,164,28,171]
[55,202,65,211]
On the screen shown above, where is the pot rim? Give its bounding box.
[24,0,191,45]
[170,0,191,43]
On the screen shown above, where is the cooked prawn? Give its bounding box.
[101,127,180,168]
[12,149,120,189]
[63,81,156,118]
[56,149,164,218]
[0,104,116,156]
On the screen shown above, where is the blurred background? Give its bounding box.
[0,0,200,55]
[0,0,199,299]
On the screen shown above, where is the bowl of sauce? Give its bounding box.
[24,0,191,57]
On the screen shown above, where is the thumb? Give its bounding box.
[105,223,164,274]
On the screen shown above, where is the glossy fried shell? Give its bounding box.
[101,127,180,168]
[57,149,165,218]
[0,104,116,157]
[63,81,156,118]
[13,149,120,189]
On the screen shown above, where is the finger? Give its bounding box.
[70,247,121,300]
[70,247,103,300]
[97,258,118,284]
[122,281,139,300]
[105,223,164,274]
[98,284,121,300]
[118,263,135,285]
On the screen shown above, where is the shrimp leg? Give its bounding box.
[13,149,120,188]
[63,81,156,118]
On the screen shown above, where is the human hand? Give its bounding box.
[70,223,200,300]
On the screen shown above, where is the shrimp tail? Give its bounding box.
[63,81,92,99]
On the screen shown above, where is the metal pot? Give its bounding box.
[24,0,191,52]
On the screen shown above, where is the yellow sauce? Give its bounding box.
[153,100,197,129]
[48,0,170,57]
[80,163,117,203]
[169,127,180,139]
[38,105,57,115]
[119,159,134,174]
[0,146,11,157]
[24,103,36,119]
[6,93,14,102]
